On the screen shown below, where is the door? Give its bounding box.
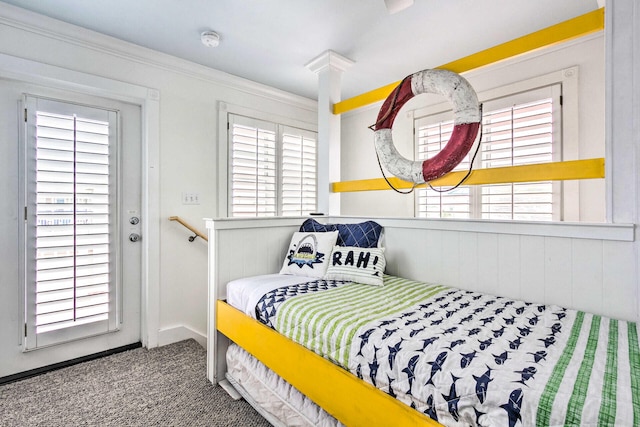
[0,78,141,377]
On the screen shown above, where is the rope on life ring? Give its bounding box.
[373,69,482,185]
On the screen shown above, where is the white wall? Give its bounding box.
[340,35,605,221]
[0,3,317,364]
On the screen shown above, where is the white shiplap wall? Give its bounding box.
[207,217,637,321]
[381,223,636,322]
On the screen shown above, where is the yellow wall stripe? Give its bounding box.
[217,300,443,427]
[333,8,604,115]
[332,158,605,193]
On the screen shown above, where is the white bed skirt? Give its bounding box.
[226,343,345,427]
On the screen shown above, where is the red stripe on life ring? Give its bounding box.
[374,76,414,131]
[422,122,480,182]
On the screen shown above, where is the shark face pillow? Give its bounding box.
[280,231,339,278]
[324,246,386,286]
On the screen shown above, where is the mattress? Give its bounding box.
[227,274,316,318]
[226,343,344,427]
[230,274,639,426]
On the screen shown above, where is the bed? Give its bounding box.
[206,217,639,427]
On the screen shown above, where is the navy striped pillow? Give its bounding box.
[300,218,382,248]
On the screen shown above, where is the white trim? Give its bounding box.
[220,102,318,133]
[305,50,355,74]
[0,52,161,349]
[157,325,206,349]
[142,91,161,349]
[371,217,634,241]
[205,216,311,231]
[604,0,614,223]
[0,3,317,112]
[205,215,634,242]
[218,102,229,218]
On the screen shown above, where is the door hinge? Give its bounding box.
[559,95,563,106]
[24,206,27,221]
[24,323,27,337]
[24,108,27,123]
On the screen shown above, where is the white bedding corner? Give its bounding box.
[226,274,315,318]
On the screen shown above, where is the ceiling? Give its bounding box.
[1,0,599,100]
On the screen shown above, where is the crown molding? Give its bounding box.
[305,50,355,74]
[0,3,317,112]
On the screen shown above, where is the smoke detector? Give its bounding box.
[201,31,221,48]
[384,0,414,14]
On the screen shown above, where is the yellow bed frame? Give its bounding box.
[217,300,442,426]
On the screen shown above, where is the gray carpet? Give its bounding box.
[0,339,272,427]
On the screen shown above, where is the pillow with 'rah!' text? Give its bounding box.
[280,231,339,278]
[324,246,386,286]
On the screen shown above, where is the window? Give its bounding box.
[480,98,555,220]
[415,85,561,221]
[228,114,317,217]
[416,118,472,219]
[23,96,120,349]
[281,126,317,216]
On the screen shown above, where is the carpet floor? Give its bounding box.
[0,339,272,427]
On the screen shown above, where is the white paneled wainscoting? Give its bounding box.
[378,218,636,322]
[206,216,636,323]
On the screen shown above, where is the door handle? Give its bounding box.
[129,233,141,242]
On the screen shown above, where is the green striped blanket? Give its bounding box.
[263,275,639,426]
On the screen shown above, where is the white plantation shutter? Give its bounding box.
[415,84,560,220]
[416,117,471,219]
[229,114,317,217]
[24,97,119,349]
[481,98,554,220]
[281,126,317,216]
[229,116,277,217]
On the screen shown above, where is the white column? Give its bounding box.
[305,50,354,215]
[604,0,640,320]
[605,0,640,224]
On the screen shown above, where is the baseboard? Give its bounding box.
[158,325,206,349]
[0,342,142,386]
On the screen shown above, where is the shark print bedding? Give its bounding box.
[255,275,640,426]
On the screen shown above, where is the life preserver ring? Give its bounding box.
[373,69,481,184]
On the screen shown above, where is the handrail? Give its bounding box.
[169,216,208,242]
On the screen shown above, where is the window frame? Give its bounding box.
[279,125,318,217]
[219,102,318,218]
[478,90,562,221]
[21,94,122,351]
[412,68,578,221]
[228,115,278,217]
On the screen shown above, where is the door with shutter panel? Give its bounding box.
[0,79,141,376]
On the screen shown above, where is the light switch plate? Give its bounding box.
[182,192,200,205]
